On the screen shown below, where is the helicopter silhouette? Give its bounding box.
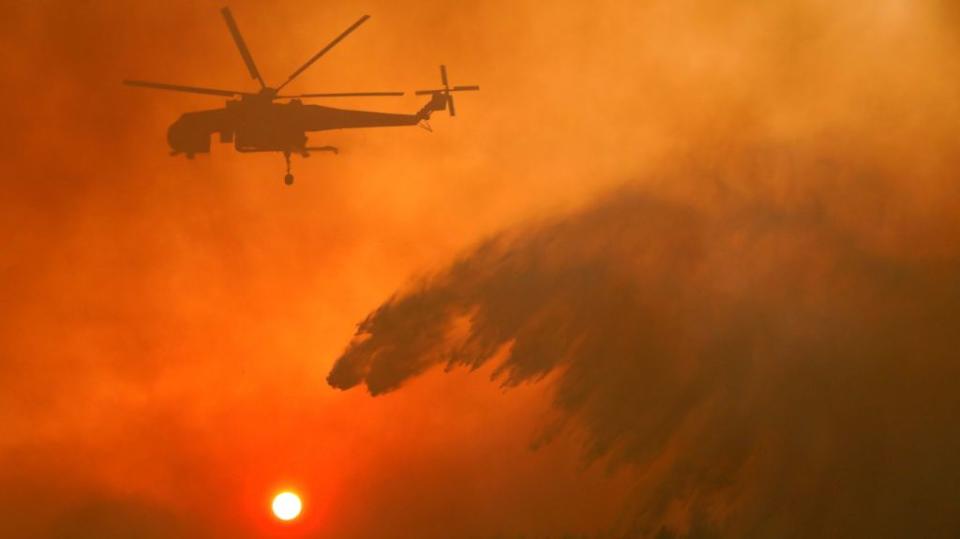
[124,7,479,185]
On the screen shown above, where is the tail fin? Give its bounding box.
[417,93,447,120]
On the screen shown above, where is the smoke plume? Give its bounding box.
[329,146,960,538]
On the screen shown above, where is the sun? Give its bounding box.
[271,491,302,521]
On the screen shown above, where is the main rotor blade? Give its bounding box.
[448,94,456,116]
[440,65,449,88]
[277,15,370,92]
[221,7,265,89]
[415,86,480,95]
[123,79,251,97]
[281,91,405,98]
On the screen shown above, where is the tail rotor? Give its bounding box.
[415,65,479,117]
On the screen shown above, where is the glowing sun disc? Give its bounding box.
[271,491,302,521]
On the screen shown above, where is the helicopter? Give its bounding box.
[124,7,479,185]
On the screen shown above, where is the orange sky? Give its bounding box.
[1,2,640,537]
[1,1,959,538]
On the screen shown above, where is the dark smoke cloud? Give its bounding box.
[329,147,960,538]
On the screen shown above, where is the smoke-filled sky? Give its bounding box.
[2,1,959,538]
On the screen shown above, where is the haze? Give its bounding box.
[1,1,958,538]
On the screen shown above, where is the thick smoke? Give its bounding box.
[329,148,960,538]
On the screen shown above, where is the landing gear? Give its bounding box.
[283,151,294,186]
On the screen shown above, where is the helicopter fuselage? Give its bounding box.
[167,97,426,157]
